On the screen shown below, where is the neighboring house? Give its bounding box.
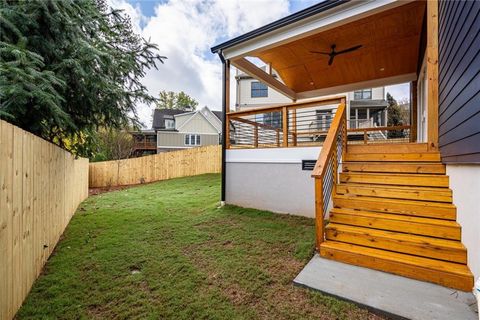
[132,106,222,154]
[157,106,222,152]
[236,68,388,130]
[212,0,479,300]
[131,130,157,157]
[131,109,185,156]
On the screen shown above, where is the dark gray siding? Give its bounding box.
[438,0,480,163]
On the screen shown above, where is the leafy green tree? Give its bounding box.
[0,0,166,156]
[157,90,198,110]
[91,128,135,162]
[386,93,409,126]
[386,92,409,138]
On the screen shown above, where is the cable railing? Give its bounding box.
[311,101,347,248]
[226,97,345,149]
[347,125,411,144]
[227,99,412,149]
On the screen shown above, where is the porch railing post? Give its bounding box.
[314,177,324,248]
[254,124,258,148]
[292,109,297,146]
[410,80,418,143]
[282,106,288,147]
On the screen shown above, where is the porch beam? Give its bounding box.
[232,58,297,101]
[410,81,418,142]
[221,58,230,203]
[426,0,439,151]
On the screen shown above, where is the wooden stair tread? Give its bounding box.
[325,223,467,263]
[329,208,461,240]
[343,161,446,174]
[334,194,455,209]
[339,172,449,187]
[330,208,459,227]
[320,241,471,276]
[347,143,430,154]
[344,152,441,162]
[340,172,448,178]
[333,194,456,220]
[325,223,465,250]
[336,183,452,202]
[320,241,474,291]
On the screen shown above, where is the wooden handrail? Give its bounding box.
[312,102,346,178]
[229,116,281,132]
[311,100,347,249]
[227,96,346,117]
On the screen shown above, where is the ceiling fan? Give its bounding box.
[310,44,362,66]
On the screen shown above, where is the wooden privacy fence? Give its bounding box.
[0,120,89,320]
[89,145,221,188]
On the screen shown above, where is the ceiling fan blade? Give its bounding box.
[336,44,362,55]
[328,55,334,66]
[310,51,331,56]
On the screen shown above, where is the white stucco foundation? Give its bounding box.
[446,164,480,282]
[226,147,321,218]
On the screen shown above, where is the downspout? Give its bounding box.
[219,51,228,204]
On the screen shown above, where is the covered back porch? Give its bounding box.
[212,0,475,295]
[216,0,436,151]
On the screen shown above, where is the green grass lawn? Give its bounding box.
[18,174,380,320]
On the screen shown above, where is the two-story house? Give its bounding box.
[132,106,223,155]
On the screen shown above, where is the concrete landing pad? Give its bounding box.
[293,254,478,320]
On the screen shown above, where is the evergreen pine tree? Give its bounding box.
[0,0,166,156]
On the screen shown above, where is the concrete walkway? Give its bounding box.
[294,254,478,320]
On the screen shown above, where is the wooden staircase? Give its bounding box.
[318,143,474,291]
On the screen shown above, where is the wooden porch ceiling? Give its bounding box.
[247,1,426,94]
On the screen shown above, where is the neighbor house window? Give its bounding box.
[354,89,372,100]
[251,81,268,98]
[165,119,175,129]
[185,134,201,146]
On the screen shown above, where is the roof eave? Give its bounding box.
[210,0,349,54]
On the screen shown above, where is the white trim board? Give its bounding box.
[226,147,321,164]
[157,131,218,135]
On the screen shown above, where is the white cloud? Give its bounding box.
[109,0,290,127]
[385,83,411,103]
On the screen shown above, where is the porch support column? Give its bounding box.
[221,55,230,203]
[410,81,418,142]
[426,0,439,150]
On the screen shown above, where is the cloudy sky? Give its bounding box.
[111,0,409,127]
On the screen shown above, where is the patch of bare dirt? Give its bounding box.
[89,185,132,196]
